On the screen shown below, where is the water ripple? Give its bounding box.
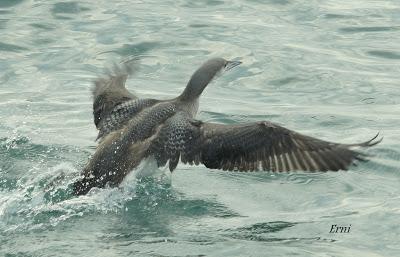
[0,42,29,52]
[339,26,400,33]
[367,50,400,60]
[0,0,399,256]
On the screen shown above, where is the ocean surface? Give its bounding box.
[1,0,399,256]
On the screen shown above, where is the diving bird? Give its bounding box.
[73,57,381,195]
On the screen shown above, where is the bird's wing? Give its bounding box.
[96,98,160,141]
[92,61,138,128]
[148,112,200,171]
[92,61,159,139]
[150,116,381,172]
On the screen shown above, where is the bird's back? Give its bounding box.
[96,98,159,140]
[73,99,182,195]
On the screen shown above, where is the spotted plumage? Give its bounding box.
[97,98,160,140]
[73,58,381,195]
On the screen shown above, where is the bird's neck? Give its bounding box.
[178,69,211,102]
[176,97,199,118]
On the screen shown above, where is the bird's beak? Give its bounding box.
[225,60,242,71]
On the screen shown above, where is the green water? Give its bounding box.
[1,0,399,256]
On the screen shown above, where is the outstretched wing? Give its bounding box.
[92,62,138,128]
[92,62,159,140]
[149,115,381,172]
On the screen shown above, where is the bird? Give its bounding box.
[72,57,381,195]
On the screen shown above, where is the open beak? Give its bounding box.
[225,60,242,71]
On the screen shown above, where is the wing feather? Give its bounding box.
[92,62,160,140]
[92,62,138,128]
[149,117,381,172]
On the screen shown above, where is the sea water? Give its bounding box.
[1,0,399,256]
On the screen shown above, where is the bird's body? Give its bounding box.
[73,58,381,195]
